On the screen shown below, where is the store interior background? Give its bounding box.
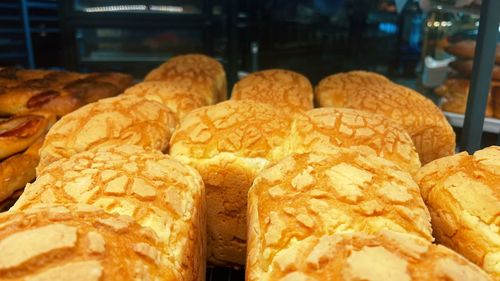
[1,0,498,146]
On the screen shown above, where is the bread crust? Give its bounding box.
[14,144,206,281]
[123,81,208,120]
[231,69,313,112]
[445,40,500,64]
[315,71,455,164]
[435,79,494,117]
[0,205,178,280]
[38,96,177,172]
[417,146,500,279]
[247,231,491,281]
[145,54,226,104]
[288,108,421,176]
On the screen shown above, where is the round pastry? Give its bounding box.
[37,96,177,172]
[247,230,491,281]
[287,108,421,176]
[231,69,313,112]
[449,60,500,81]
[445,40,500,64]
[434,79,494,117]
[417,146,500,279]
[84,72,134,91]
[170,100,293,266]
[0,205,178,280]
[13,144,205,281]
[14,69,54,81]
[315,71,455,164]
[0,110,55,159]
[123,81,208,120]
[145,54,227,104]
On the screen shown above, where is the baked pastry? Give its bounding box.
[445,40,500,64]
[315,71,456,164]
[145,54,227,104]
[0,189,23,212]
[123,81,208,120]
[38,96,177,172]
[314,70,390,107]
[287,108,421,176]
[0,110,55,159]
[170,100,293,266]
[13,144,206,281]
[434,78,494,117]
[449,60,500,81]
[0,135,44,202]
[0,205,178,280]
[416,146,500,279]
[84,72,134,91]
[231,69,313,112]
[247,230,491,281]
[492,85,500,118]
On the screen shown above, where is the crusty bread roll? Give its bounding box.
[0,110,55,159]
[492,85,500,119]
[231,69,313,112]
[445,40,500,64]
[0,205,179,280]
[123,81,208,120]
[14,69,54,80]
[247,230,491,281]
[435,79,494,117]
[315,71,455,164]
[13,144,206,281]
[0,135,44,202]
[314,70,390,107]
[287,108,421,176]
[416,146,500,279]
[170,100,293,266]
[37,96,177,172]
[145,54,226,104]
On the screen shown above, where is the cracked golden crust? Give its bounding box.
[0,206,177,281]
[144,54,227,104]
[288,108,421,176]
[247,148,433,279]
[37,96,177,172]
[247,231,491,281]
[123,81,208,120]
[231,69,313,112]
[170,100,292,265]
[315,71,456,164]
[416,146,500,279]
[13,144,206,281]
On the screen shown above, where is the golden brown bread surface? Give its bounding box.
[315,71,456,164]
[492,86,500,119]
[435,79,494,117]
[449,60,500,81]
[231,69,313,112]
[13,144,206,281]
[287,108,421,176]
[170,100,293,266]
[416,146,500,279]
[37,96,177,172]
[247,231,491,281]
[0,110,55,159]
[0,205,178,280]
[123,81,208,120]
[0,135,44,202]
[145,54,227,104]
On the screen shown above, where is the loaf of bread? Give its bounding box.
[231,69,313,112]
[314,70,390,107]
[0,110,55,159]
[315,71,455,164]
[416,146,500,279]
[37,96,177,172]
[145,54,226,104]
[170,100,292,266]
[247,230,491,281]
[449,60,500,81]
[0,205,179,280]
[13,144,206,281]
[287,108,421,176]
[123,81,208,120]
[0,135,44,202]
[445,40,500,64]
